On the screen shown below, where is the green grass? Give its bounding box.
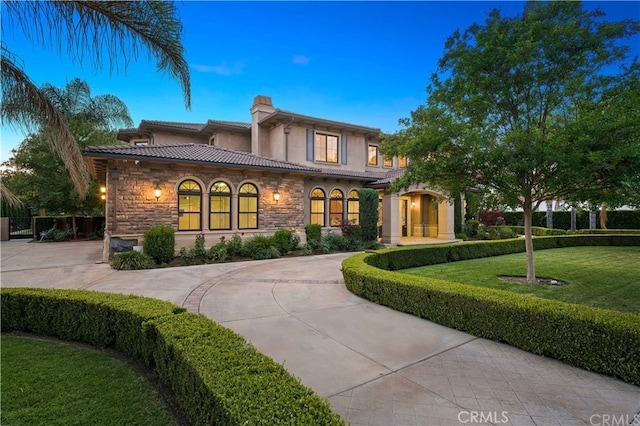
[1,335,180,426]
[401,246,640,313]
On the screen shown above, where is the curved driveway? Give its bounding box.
[2,240,638,425]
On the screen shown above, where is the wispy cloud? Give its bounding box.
[292,55,309,65]
[192,61,245,76]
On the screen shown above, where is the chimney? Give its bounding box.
[250,95,275,155]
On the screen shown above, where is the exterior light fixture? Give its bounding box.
[273,190,281,203]
[154,185,162,201]
[411,201,416,208]
[100,185,107,201]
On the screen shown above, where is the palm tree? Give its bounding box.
[1,1,191,204]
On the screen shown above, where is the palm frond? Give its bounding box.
[1,47,91,196]
[0,180,23,208]
[3,0,191,108]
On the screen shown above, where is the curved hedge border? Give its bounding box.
[342,235,640,385]
[1,288,343,425]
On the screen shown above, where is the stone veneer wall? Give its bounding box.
[104,160,306,248]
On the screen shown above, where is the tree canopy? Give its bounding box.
[382,1,640,282]
[1,1,191,201]
[2,79,131,220]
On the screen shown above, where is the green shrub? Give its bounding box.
[305,224,322,245]
[358,188,379,242]
[208,240,229,262]
[241,235,280,260]
[1,289,343,425]
[343,235,640,385]
[488,225,516,239]
[110,251,154,270]
[455,232,469,241]
[41,226,73,242]
[464,220,480,237]
[143,225,175,264]
[508,226,567,236]
[273,229,294,255]
[178,233,208,265]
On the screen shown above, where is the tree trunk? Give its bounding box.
[523,205,536,283]
[599,204,608,229]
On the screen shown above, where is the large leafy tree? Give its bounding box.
[1,1,191,204]
[382,2,639,283]
[2,78,133,234]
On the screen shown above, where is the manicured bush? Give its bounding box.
[343,235,640,385]
[358,188,379,242]
[488,225,516,239]
[0,288,183,364]
[1,288,345,425]
[455,232,469,241]
[305,223,322,244]
[143,225,175,264]
[508,226,567,236]
[273,228,294,255]
[111,251,154,270]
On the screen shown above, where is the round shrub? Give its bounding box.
[241,235,280,260]
[273,229,294,255]
[143,225,175,264]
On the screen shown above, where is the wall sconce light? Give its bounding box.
[411,201,416,208]
[273,190,281,204]
[100,185,107,201]
[154,185,162,201]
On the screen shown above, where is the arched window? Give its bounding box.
[347,190,360,225]
[330,189,344,227]
[210,181,231,230]
[238,183,258,229]
[178,180,201,231]
[310,188,325,226]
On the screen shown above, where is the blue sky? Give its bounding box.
[1,1,639,163]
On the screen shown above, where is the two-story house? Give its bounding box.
[83,95,457,261]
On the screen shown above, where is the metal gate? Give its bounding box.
[9,216,33,239]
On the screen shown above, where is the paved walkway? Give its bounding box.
[1,240,638,425]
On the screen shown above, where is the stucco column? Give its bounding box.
[437,197,456,241]
[381,192,400,245]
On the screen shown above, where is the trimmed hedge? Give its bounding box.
[1,288,344,425]
[344,235,640,385]
[502,210,640,230]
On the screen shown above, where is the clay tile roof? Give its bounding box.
[83,144,317,173]
[369,168,406,186]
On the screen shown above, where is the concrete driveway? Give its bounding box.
[2,240,638,425]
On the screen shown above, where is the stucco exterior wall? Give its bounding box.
[151,133,209,145]
[214,132,251,152]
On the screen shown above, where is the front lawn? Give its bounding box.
[1,335,182,425]
[400,246,640,313]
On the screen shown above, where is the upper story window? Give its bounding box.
[383,156,393,168]
[329,189,344,227]
[238,183,258,229]
[368,145,379,166]
[178,180,202,231]
[310,188,326,226]
[315,133,339,163]
[398,156,407,168]
[210,181,231,230]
